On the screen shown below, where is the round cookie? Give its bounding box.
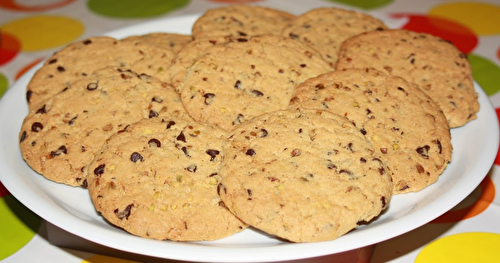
[170,36,248,91]
[19,67,190,187]
[26,36,176,109]
[121,32,193,54]
[335,29,479,128]
[87,117,247,241]
[178,35,331,131]
[282,7,388,68]
[192,5,296,39]
[218,108,393,242]
[290,68,452,194]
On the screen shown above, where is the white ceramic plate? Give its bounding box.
[0,14,498,263]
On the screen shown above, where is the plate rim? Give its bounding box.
[0,14,498,263]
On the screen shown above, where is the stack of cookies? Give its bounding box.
[18,5,478,243]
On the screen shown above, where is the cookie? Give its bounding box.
[170,36,248,91]
[121,32,193,54]
[26,36,176,109]
[19,67,190,187]
[192,5,296,39]
[87,117,247,241]
[218,108,392,242]
[178,35,331,131]
[335,29,479,128]
[290,68,452,194]
[282,7,388,67]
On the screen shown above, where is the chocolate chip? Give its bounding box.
[50,145,67,157]
[149,110,159,118]
[81,179,88,188]
[251,90,263,97]
[360,128,367,135]
[166,120,176,129]
[203,93,215,105]
[206,149,220,161]
[31,122,43,132]
[114,204,133,220]
[20,131,27,143]
[259,129,268,138]
[381,196,387,208]
[245,149,256,156]
[360,157,366,163]
[247,189,252,200]
[86,82,98,91]
[289,33,299,39]
[94,164,105,176]
[339,169,352,175]
[152,96,163,103]
[130,152,143,162]
[35,105,47,114]
[48,59,57,64]
[83,39,92,45]
[148,138,161,148]
[57,66,65,72]
[176,131,186,142]
[181,146,190,157]
[68,116,77,125]
[234,80,242,90]
[432,139,442,154]
[416,145,430,158]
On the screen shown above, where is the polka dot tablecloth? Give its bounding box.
[1,0,500,262]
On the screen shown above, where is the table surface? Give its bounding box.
[1,0,500,262]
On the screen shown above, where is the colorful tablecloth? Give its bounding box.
[1,0,500,262]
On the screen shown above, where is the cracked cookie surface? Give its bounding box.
[178,35,331,131]
[87,117,247,241]
[335,29,479,128]
[19,67,189,186]
[290,68,452,194]
[218,108,392,242]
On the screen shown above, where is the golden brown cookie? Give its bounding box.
[170,35,249,91]
[87,117,247,241]
[192,5,296,39]
[121,32,193,54]
[282,7,388,67]
[19,67,190,187]
[335,29,479,128]
[26,36,176,108]
[218,108,392,242]
[179,35,331,131]
[290,68,452,194]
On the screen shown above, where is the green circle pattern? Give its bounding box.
[323,0,393,10]
[87,0,190,18]
[468,53,500,96]
[0,73,7,98]
[0,195,42,260]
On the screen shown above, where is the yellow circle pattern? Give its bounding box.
[416,232,500,262]
[0,15,84,51]
[429,2,500,36]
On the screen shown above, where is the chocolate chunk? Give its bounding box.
[50,145,67,157]
[130,152,143,163]
[206,149,220,161]
[94,164,105,176]
[176,131,186,142]
[36,105,47,114]
[166,120,176,129]
[416,145,430,158]
[245,149,256,156]
[148,138,161,148]
[31,122,43,132]
[114,204,133,220]
[86,82,98,91]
